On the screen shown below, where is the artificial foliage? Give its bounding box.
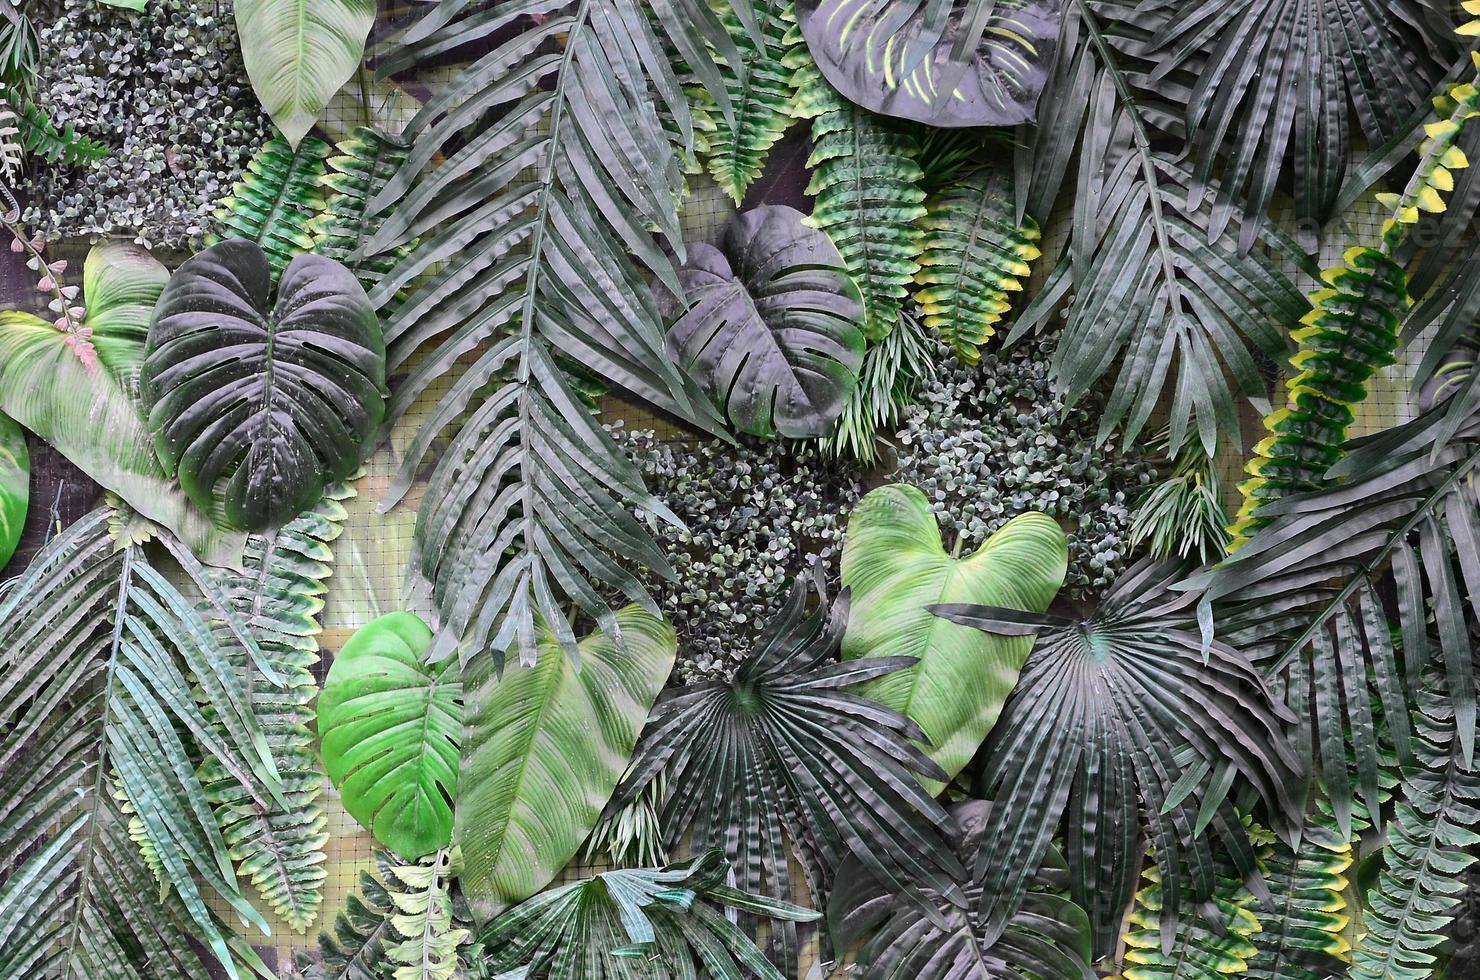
[0,411,25,570]
[701,0,799,204]
[212,131,332,279]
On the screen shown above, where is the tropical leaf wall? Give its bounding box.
[5,0,1480,979]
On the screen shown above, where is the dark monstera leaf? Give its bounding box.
[142,239,386,531]
[667,204,865,439]
[795,0,1061,127]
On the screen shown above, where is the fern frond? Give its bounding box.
[1121,861,1261,978]
[822,311,935,463]
[361,0,732,666]
[1247,813,1353,980]
[914,164,1039,364]
[0,97,18,182]
[296,863,394,980]
[309,127,412,294]
[11,96,106,168]
[1230,79,1480,549]
[197,483,353,932]
[789,41,925,341]
[1351,684,1480,980]
[702,0,798,203]
[0,508,281,979]
[211,131,331,280]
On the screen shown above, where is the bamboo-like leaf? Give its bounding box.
[213,131,332,280]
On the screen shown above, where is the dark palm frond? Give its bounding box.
[789,41,927,341]
[829,800,1095,980]
[1010,0,1313,457]
[914,163,1039,364]
[610,579,963,975]
[0,508,282,979]
[197,483,353,932]
[933,559,1304,957]
[1186,387,1480,836]
[361,0,735,667]
[1246,813,1353,980]
[212,132,332,279]
[1350,682,1480,980]
[309,127,413,295]
[480,848,817,980]
[822,310,936,464]
[1120,846,1261,978]
[1142,0,1458,251]
[1229,83,1480,548]
[703,0,799,204]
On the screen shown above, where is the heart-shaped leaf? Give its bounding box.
[795,0,1062,127]
[457,607,676,920]
[236,0,376,147]
[318,611,462,860]
[667,204,865,439]
[840,483,1067,790]
[142,239,385,532]
[0,411,27,571]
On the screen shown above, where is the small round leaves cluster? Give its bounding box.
[614,426,866,684]
[894,340,1156,599]
[21,0,270,249]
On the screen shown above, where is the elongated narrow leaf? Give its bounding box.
[457,607,675,919]
[840,483,1067,790]
[0,412,24,571]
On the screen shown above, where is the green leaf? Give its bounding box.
[667,204,865,439]
[309,127,412,294]
[95,0,147,10]
[794,0,1062,126]
[235,0,375,147]
[702,0,799,203]
[1247,813,1353,980]
[212,131,332,281]
[841,483,1066,790]
[1120,854,1261,979]
[141,239,386,531]
[823,309,936,464]
[81,238,170,400]
[11,95,107,167]
[0,411,25,571]
[318,611,462,860]
[457,606,675,920]
[0,310,245,567]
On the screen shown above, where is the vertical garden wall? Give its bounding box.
[4,0,1480,978]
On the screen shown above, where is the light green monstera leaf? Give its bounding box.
[318,611,462,860]
[457,607,676,920]
[81,239,170,399]
[840,483,1067,791]
[0,412,27,571]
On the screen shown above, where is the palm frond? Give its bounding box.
[197,483,353,931]
[0,508,281,979]
[703,0,799,203]
[1351,682,1480,980]
[611,579,963,975]
[933,559,1304,957]
[1247,813,1353,980]
[789,41,926,341]
[212,132,331,280]
[822,310,936,464]
[362,0,733,667]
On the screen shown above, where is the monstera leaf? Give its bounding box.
[840,483,1067,789]
[666,204,865,439]
[457,607,676,919]
[317,611,462,859]
[141,239,385,532]
[795,0,1061,127]
[0,310,245,567]
[0,411,25,570]
[235,0,375,147]
[81,239,170,399]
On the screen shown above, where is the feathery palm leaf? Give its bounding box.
[611,578,963,975]
[212,132,331,280]
[703,0,799,204]
[822,311,935,464]
[934,559,1304,957]
[0,508,283,979]
[362,0,735,667]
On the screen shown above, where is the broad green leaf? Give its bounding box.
[0,310,245,568]
[81,238,169,399]
[318,610,461,859]
[235,0,375,147]
[840,483,1067,789]
[0,410,26,570]
[457,607,676,920]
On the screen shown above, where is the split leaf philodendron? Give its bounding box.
[840,483,1068,790]
[457,607,676,921]
[318,611,462,860]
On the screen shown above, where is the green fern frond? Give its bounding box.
[309,127,412,294]
[1121,862,1261,978]
[1351,684,1480,980]
[212,131,331,281]
[1247,813,1353,980]
[913,164,1039,364]
[823,311,935,463]
[296,863,394,979]
[702,0,798,203]
[197,483,352,932]
[789,40,925,341]
[11,96,106,168]
[0,98,18,182]
[1230,79,1480,550]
